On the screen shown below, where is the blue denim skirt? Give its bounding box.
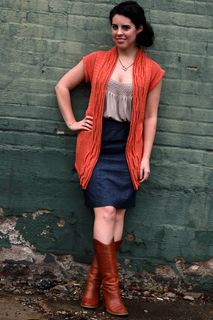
[84,117,136,209]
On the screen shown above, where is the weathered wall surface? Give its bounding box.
[0,0,212,286]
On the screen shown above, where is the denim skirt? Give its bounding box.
[84,117,136,209]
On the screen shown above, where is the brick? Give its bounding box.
[158,105,213,123]
[0,147,79,215]
[152,38,210,55]
[68,2,112,18]
[156,25,212,42]
[0,130,75,151]
[152,145,210,167]
[0,8,26,23]
[0,47,80,68]
[164,78,212,96]
[0,0,49,12]
[155,131,212,151]
[26,12,68,27]
[160,92,212,108]
[0,104,61,121]
[151,0,213,16]
[150,10,212,29]
[158,118,212,136]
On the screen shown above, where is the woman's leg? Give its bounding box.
[94,207,126,242]
[81,206,117,308]
[114,208,126,241]
[81,206,126,311]
[93,206,117,244]
[93,206,128,316]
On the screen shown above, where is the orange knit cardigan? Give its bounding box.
[75,47,165,190]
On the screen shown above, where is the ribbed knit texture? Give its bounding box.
[75,47,165,189]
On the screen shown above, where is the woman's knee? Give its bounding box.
[95,206,116,223]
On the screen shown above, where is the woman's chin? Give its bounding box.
[114,42,128,49]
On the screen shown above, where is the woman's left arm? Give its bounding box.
[139,80,163,183]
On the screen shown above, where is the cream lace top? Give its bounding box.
[103,79,132,122]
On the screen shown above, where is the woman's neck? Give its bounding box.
[117,46,138,59]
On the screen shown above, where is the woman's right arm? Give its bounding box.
[55,60,93,131]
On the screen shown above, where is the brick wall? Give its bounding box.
[0,0,212,268]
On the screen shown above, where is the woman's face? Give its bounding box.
[111,14,142,50]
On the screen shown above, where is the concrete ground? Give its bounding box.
[0,292,212,320]
[0,249,212,320]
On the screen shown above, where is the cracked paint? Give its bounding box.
[0,216,33,247]
[57,218,65,228]
[32,209,51,220]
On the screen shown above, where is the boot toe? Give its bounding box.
[106,301,128,316]
[81,301,99,309]
[106,306,128,316]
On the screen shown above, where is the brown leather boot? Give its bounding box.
[94,239,128,316]
[81,240,122,309]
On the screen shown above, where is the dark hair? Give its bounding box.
[109,1,154,47]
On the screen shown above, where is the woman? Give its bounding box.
[55,1,165,316]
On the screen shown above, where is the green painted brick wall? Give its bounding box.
[0,0,212,268]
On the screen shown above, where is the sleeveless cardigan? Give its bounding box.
[75,47,165,190]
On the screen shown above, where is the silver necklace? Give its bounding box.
[118,57,134,71]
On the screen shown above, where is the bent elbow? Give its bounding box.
[54,83,69,94]
[54,83,61,93]
[54,84,64,96]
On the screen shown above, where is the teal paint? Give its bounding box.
[0,232,11,249]
[0,0,212,286]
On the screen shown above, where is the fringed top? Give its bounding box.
[103,79,132,122]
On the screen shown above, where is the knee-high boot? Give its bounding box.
[81,240,122,309]
[93,239,128,316]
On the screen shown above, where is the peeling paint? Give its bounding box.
[175,256,186,280]
[155,257,213,280]
[0,217,16,234]
[185,258,213,277]
[54,124,65,135]
[0,245,45,264]
[40,225,51,236]
[32,209,51,220]
[0,217,34,248]
[57,218,65,228]
[155,265,178,280]
[186,65,198,71]
[0,207,4,217]
[55,129,65,135]
[125,232,135,242]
